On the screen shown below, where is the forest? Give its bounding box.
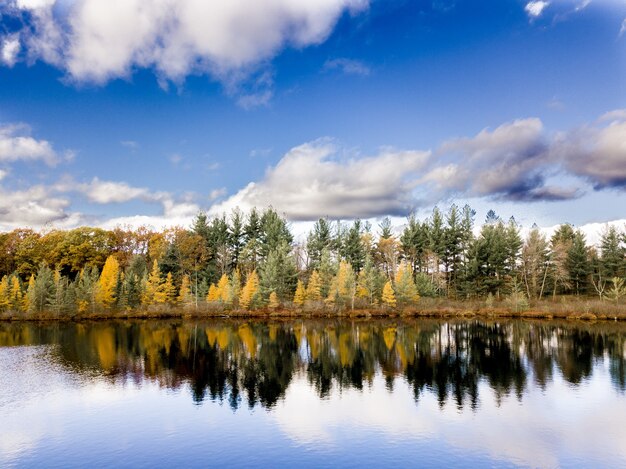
[0,205,625,319]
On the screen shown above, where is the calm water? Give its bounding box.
[1,319,625,469]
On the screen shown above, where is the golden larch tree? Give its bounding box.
[268,291,280,309]
[96,255,120,308]
[217,274,231,304]
[382,281,397,308]
[306,270,322,302]
[207,283,220,302]
[143,260,163,305]
[293,279,306,306]
[10,277,22,310]
[158,272,176,304]
[177,274,194,306]
[0,276,9,310]
[239,270,260,310]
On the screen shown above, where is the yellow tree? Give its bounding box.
[293,279,306,306]
[96,255,120,308]
[143,260,162,305]
[382,281,397,308]
[157,272,176,304]
[9,277,22,310]
[0,276,9,310]
[207,283,220,302]
[306,270,321,302]
[217,274,231,304]
[177,274,194,307]
[268,291,280,309]
[326,261,356,309]
[239,270,260,310]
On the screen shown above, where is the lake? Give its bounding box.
[1,319,625,468]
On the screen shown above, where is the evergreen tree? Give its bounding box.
[340,220,365,272]
[394,261,419,305]
[567,230,590,296]
[307,218,334,270]
[259,241,297,300]
[600,226,625,279]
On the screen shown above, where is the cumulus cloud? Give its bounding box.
[554,116,626,190]
[0,0,368,94]
[323,58,370,76]
[434,118,568,201]
[1,36,21,67]
[211,140,430,220]
[0,185,79,231]
[0,124,58,166]
[525,1,550,18]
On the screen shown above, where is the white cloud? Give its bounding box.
[599,108,626,123]
[210,139,430,220]
[0,185,79,231]
[525,1,550,18]
[1,37,20,67]
[1,0,369,93]
[323,58,370,76]
[436,118,563,201]
[554,117,626,189]
[620,18,626,36]
[80,177,153,204]
[0,124,58,166]
[0,169,7,181]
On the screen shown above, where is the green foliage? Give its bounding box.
[1,204,625,316]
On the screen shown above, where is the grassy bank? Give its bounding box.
[2,297,626,322]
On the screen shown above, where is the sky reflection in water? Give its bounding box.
[0,319,625,468]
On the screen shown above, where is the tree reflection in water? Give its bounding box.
[0,319,624,410]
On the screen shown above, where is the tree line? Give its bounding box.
[0,205,625,316]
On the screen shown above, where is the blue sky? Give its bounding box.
[0,0,625,234]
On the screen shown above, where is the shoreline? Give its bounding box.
[2,304,625,323]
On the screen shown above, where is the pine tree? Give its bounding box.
[394,261,419,305]
[229,270,242,307]
[318,248,336,298]
[293,279,306,306]
[567,230,590,296]
[382,281,397,308]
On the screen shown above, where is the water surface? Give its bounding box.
[1,319,625,468]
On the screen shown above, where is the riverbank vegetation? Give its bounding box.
[1,205,625,320]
